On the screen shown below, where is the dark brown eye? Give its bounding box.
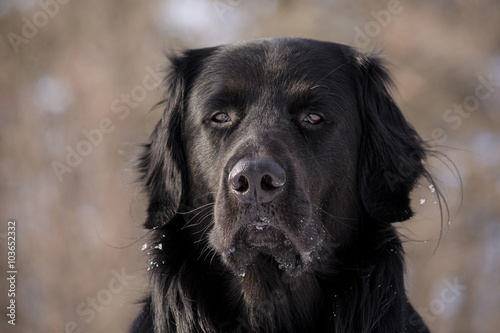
[212,112,231,123]
[303,113,322,124]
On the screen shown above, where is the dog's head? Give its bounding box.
[139,38,426,278]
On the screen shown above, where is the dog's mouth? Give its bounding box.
[219,218,320,277]
[243,223,286,248]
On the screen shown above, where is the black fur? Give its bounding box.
[131,38,435,333]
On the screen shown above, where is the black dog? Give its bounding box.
[131,38,438,333]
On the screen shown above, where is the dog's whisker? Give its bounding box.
[181,206,214,230]
[209,249,218,267]
[177,201,215,215]
[314,62,347,84]
[191,214,214,237]
[312,204,358,231]
[197,242,214,262]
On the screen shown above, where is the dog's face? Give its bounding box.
[140,38,425,279]
[184,40,362,276]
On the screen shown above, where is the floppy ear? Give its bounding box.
[137,61,185,229]
[355,54,427,223]
[138,48,217,229]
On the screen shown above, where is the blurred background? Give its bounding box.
[0,0,499,332]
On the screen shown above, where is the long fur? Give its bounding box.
[130,38,443,333]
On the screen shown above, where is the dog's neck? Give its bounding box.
[236,265,322,332]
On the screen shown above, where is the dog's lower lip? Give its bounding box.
[243,224,285,248]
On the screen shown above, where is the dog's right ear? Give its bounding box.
[137,48,217,229]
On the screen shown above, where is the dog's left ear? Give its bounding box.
[138,48,218,229]
[354,53,427,223]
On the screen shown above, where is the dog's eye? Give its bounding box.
[303,113,322,124]
[211,112,232,124]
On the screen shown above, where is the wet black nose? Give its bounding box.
[228,158,286,204]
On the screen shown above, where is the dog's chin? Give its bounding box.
[218,223,318,278]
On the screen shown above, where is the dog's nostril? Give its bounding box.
[261,174,281,192]
[235,175,249,192]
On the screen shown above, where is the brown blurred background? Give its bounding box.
[0,0,499,332]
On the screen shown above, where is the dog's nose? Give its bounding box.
[228,158,286,204]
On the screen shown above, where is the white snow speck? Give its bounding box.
[259,217,271,224]
[154,244,163,250]
[420,199,426,205]
[301,252,312,264]
[141,243,148,251]
[429,184,436,193]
